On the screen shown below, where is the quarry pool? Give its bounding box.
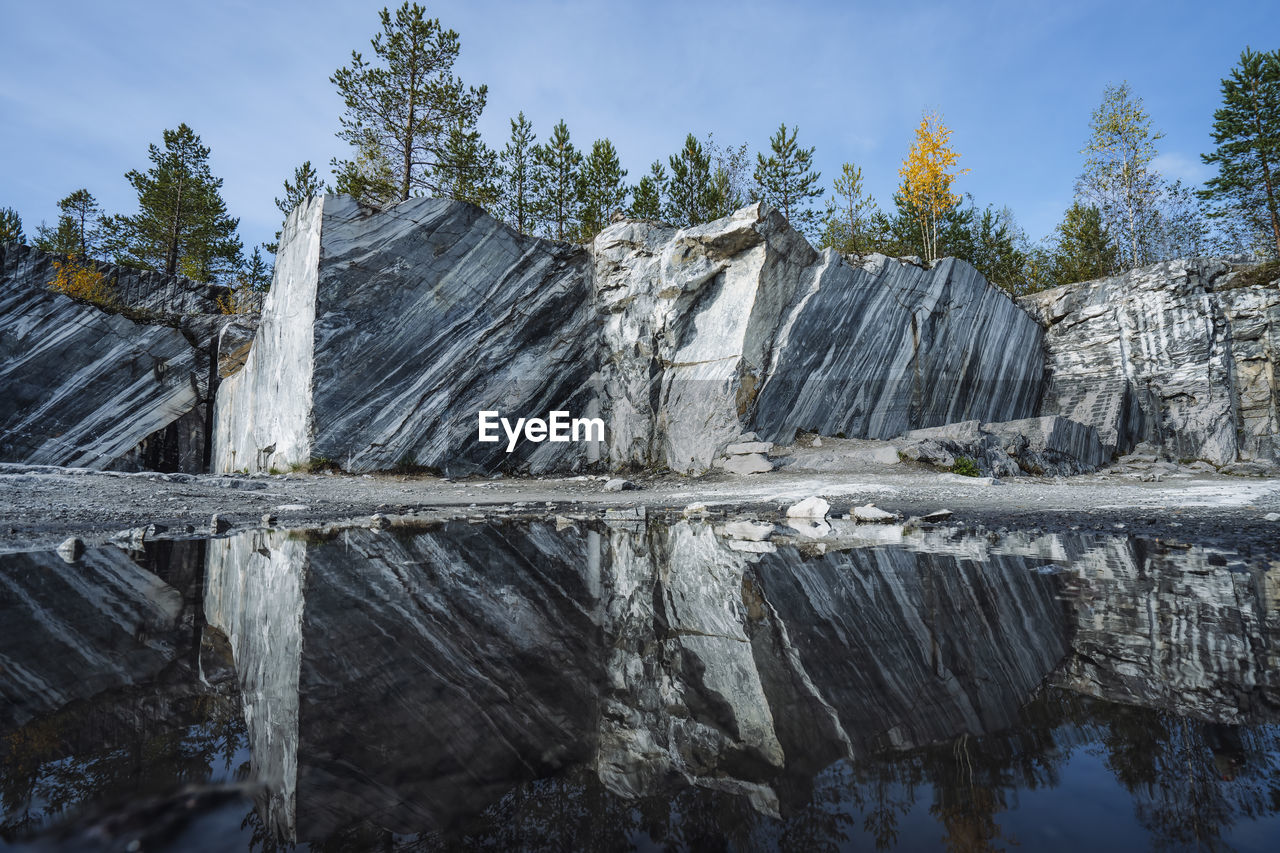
[2,516,1279,851]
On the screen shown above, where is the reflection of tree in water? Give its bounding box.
[0,691,248,841]
[1095,702,1280,851]
[362,689,1280,852]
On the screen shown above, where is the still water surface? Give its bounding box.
[1,517,1278,851]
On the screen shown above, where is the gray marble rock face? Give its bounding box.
[1019,259,1280,465]
[0,242,257,472]
[214,196,598,475]
[215,198,1046,475]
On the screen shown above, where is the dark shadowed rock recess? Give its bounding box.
[215,197,1049,475]
[1019,259,1280,466]
[0,242,261,472]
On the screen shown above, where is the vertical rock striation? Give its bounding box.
[1019,259,1279,464]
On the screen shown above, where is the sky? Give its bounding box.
[0,0,1272,256]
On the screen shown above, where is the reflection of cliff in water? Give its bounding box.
[0,540,249,841]
[195,518,1280,850]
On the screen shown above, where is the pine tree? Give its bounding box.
[331,2,488,204]
[532,120,582,241]
[629,161,666,220]
[498,112,537,233]
[35,189,102,258]
[1076,82,1165,270]
[898,111,968,263]
[0,207,24,244]
[1052,201,1117,284]
[442,118,500,209]
[752,123,823,234]
[665,134,723,227]
[1200,48,1280,258]
[334,133,399,208]
[577,138,628,241]
[965,206,1026,291]
[243,245,273,291]
[819,163,878,255]
[105,123,242,282]
[266,162,326,253]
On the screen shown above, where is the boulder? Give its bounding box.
[786,497,830,519]
[721,453,774,475]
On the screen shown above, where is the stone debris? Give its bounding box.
[682,502,709,517]
[851,504,897,523]
[369,514,391,529]
[720,453,775,475]
[603,478,637,492]
[210,514,232,534]
[921,509,954,522]
[786,497,830,519]
[56,536,85,563]
[725,441,772,455]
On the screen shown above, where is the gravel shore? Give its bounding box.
[4,462,1278,553]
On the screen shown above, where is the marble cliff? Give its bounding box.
[2,195,1276,477]
[0,242,258,471]
[214,196,1048,475]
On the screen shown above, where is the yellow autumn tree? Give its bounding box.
[49,256,116,309]
[898,111,968,262]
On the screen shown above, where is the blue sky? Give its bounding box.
[0,0,1272,255]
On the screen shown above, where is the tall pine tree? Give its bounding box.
[532,120,582,241]
[499,112,537,233]
[266,161,326,253]
[36,189,102,258]
[629,161,666,220]
[1200,47,1280,258]
[752,123,823,234]
[577,138,628,241]
[665,134,722,227]
[0,208,23,244]
[106,124,241,282]
[331,2,487,204]
[442,118,499,209]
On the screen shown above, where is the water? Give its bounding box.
[2,516,1278,851]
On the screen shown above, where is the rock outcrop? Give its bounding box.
[894,414,1107,476]
[215,197,1046,475]
[0,242,258,471]
[1019,259,1280,466]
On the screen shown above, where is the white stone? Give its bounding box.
[786,497,830,519]
[722,453,774,475]
[851,504,897,522]
[725,441,772,455]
